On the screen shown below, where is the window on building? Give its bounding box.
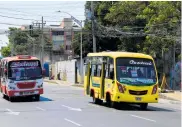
[52,31,64,36]
[66,45,71,50]
[66,35,72,41]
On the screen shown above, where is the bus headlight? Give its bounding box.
[117,82,124,93]
[8,86,16,90]
[9,80,14,83]
[152,85,158,94]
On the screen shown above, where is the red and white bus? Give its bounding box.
[0,55,44,102]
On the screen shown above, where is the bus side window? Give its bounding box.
[109,67,114,80]
[97,64,102,77]
[91,65,97,77]
[106,58,114,80]
[105,64,109,78]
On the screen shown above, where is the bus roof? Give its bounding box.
[1,55,39,62]
[87,51,153,59]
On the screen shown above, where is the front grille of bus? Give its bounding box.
[17,82,36,89]
[129,90,148,95]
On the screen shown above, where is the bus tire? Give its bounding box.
[35,95,40,101]
[106,94,112,107]
[93,96,102,105]
[9,97,14,102]
[2,94,6,99]
[111,102,120,109]
[140,103,148,110]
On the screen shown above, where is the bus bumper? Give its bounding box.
[112,94,159,103]
[7,88,43,97]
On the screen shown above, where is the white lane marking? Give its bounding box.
[6,109,20,115]
[62,105,82,111]
[36,107,46,111]
[64,118,81,126]
[130,114,156,122]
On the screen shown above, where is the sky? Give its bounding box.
[0,1,86,48]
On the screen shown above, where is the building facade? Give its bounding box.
[21,18,81,64]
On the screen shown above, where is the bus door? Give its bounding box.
[84,62,91,95]
[100,62,106,99]
[104,58,115,97]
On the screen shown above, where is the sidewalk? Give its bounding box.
[44,79,74,86]
[159,91,181,102]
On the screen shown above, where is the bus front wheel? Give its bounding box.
[140,103,148,110]
[34,95,40,101]
[2,94,6,99]
[9,97,14,102]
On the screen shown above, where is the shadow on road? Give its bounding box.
[4,96,53,103]
[88,102,175,112]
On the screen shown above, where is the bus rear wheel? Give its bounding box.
[140,103,148,110]
[93,96,102,105]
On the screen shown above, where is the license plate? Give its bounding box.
[20,91,34,95]
[135,97,142,101]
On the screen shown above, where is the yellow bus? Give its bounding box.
[84,51,158,110]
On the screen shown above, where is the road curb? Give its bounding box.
[44,79,58,84]
[72,85,84,88]
[44,79,74,86]
[159,93,181,104]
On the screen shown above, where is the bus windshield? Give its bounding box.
[8,60,42,81]
[116,58,157,86]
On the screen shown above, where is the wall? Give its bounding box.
[54,59,77,84]
[50,59,85,84]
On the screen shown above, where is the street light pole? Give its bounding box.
[91,1,96,52]
[56,10,83,83]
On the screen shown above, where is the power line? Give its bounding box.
[0,14,36,21]
[0,11,85,18]
[0,14,85,22]
[0,22,23,26]
[0,7,85,18]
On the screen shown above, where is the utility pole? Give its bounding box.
[80,21,83,83]
[41,16,44,65]
[172,42,176,90]
[91,1,96,52]
[32,20,46,59]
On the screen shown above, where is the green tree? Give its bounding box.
[138,1,181,55]
[98,1,148,52]
[72,29,93,57]
[1,45,11,57]
[8,27,30,55]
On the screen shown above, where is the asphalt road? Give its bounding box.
[0,82,181,127]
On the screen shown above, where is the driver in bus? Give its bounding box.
[127,68,132,77]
